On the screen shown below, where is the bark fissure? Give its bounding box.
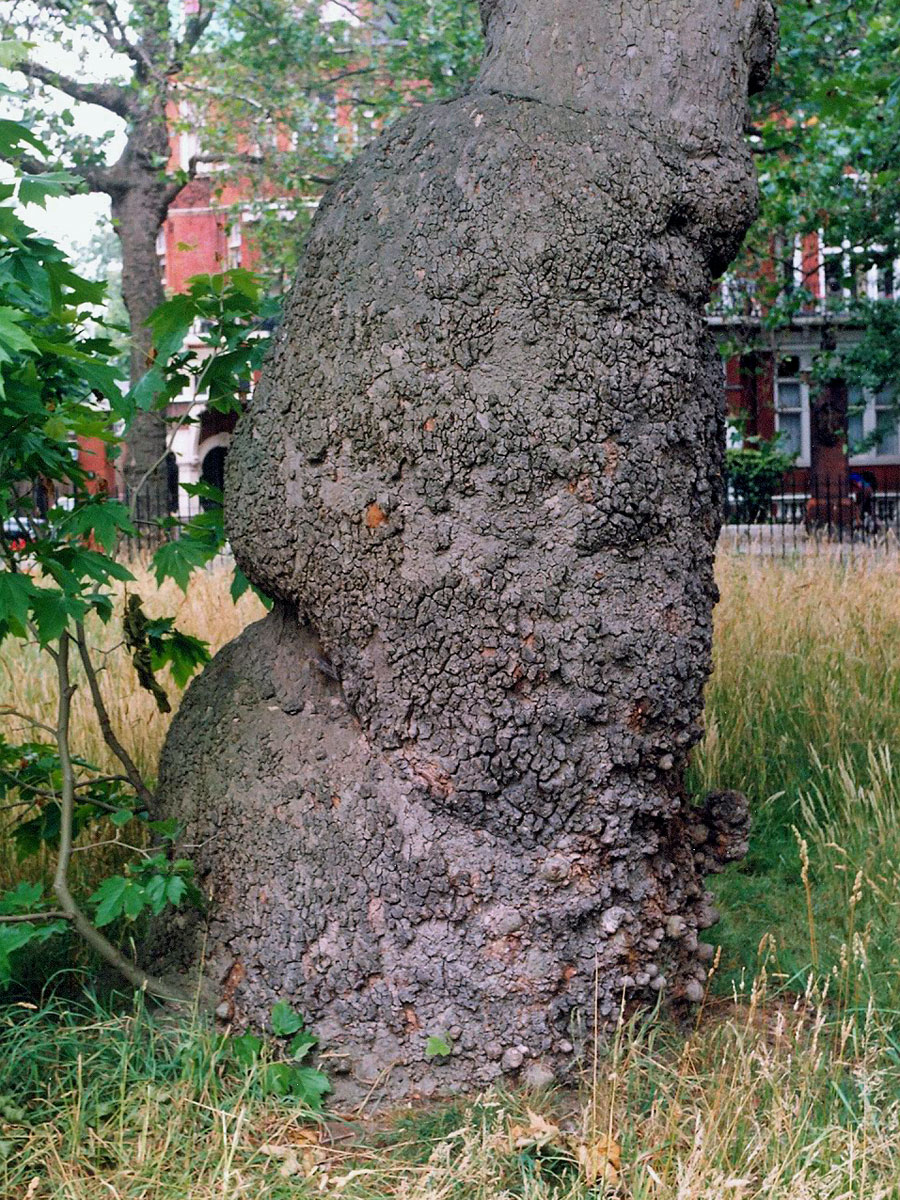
[158,0,776,1099]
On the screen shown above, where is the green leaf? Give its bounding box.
[288,1066,331,1108]
[29,588,76,644]
[0,572,35,636]
[149,627,211,689]
[270,1000,304,1037]
[0,918,67,987]
[18,171,78,207]
[110,808,134,828]
[129,364,167,412]
[165,875,187,907]
[146,817,181,841]
[59,500,137,555]
[0,42,35,72]
[0,306,39,358]
[152,537,217,592]
[123,882,147,920]
[229,1032,263,1067]
[0,118,47,159]
[230,566,251,602]
[146,292,199,361]
[13,803,61,859]
[289,1029,318,1061]
[143,874,167,915]
[424,1034,453,1060]
[89,875,128,927]
[0,881,43,914]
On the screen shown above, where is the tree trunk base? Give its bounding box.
[157,605,747,1100]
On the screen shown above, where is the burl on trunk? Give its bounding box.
[157,0,776,1096]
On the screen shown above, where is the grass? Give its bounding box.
[0,564,265,788]
[688,555,900,1009]
[2,552,900,1197]
[2,976,899,1197]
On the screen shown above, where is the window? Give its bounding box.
[775,356,806,463]
[875,389,899,456]
[200,445,228,509]
[847,384,865,451]
[848,386,900,463]
[726,421,744,450]
[775,234,801,295]
[227,223,242,271]
[878,265,896,300]
[166,451,179,514]
[823,253,846,300]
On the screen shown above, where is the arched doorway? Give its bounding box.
[200,444,228,510]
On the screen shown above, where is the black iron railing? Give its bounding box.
[723,472,900,555]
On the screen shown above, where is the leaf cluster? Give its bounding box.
[725,432,798,523]
[0,122,240,987]
[222,1001,331,1110]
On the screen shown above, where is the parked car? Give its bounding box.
[2,514,44,551]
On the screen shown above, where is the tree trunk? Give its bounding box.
[157,0,777,1099]
[109,106,172,520]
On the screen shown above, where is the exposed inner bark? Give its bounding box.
[157,0,776,1098]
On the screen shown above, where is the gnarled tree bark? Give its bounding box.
[158,0,776,1098]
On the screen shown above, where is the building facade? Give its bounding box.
[714,230,899,524]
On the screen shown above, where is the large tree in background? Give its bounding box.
[2,0,222,509]
[750,0,900,280]
[727,0,900,390]
[191,0,484,287]
[0,0,483,511]
[158,0,777,1098]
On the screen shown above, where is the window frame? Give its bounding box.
[849,385,900,465]
[774,354,811,467]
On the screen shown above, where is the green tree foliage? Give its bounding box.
[725,433,798,523]
[170,0,484,285]
[726,0,900,392]
[0,0,483,501]
[0,0,484,292]
[754,0,900,272]
[0,116,269,993]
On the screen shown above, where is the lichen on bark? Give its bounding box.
[157,0,776,1098]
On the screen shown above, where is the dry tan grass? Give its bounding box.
[3,973,899,1199]
[0,564,264,895]
[694,552,900,800]
[0,564,265,784]
[5,551,899,798]
[3,553,900,1198]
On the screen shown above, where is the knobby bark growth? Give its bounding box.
[159,0,777,1097]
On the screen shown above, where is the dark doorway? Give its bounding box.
[166,451,179,513]
[200,445,228,510]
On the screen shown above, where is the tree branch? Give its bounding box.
[192,153,335,186]
[160,155,198,209]
[74,623,158,818]
[88,0,150,68]
[0,911,71,924]
[0,772,150,815]
[16,60,134,119]
[52,631,189,1004]
[0,707,57,737]
[176,0,217,57]
[10,152,114,196]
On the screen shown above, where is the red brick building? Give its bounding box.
[713,231,900,519]
[80,76,899,529]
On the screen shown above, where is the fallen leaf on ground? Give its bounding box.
[575,1134,621,1187]
[259,1138,325,1178]
[509,1108,564,1150]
